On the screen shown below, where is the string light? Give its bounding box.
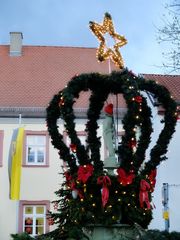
[83,184,87,192]
[89,12,127,69]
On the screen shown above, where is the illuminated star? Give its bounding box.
[89,12,127,69]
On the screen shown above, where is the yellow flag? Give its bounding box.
[10,127,24,200]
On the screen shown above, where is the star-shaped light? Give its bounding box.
[89,12,127,69]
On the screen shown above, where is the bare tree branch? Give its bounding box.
[158,0,180,72]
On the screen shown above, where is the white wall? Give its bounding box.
[149,118,180,232]
[147,106,180,232]
[0,118,62,239]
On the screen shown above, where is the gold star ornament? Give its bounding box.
[89,12,127,69]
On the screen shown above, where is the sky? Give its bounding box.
[0,0,172,74]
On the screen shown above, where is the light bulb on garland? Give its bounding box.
[89,12,127,69]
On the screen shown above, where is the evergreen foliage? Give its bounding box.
[46,69,177,239]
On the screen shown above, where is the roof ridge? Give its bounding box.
[0,44,96,50]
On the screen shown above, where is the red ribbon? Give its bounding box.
[128,139,137,149]
[64,171,72,182]
[64,171,84,199]
[77,164,94,184]
[134,96,143,103]
[139,179,151,209]
[97,176,111,207]
[117,168,135,186]
[70,144,77,153]
[149,169,157,191]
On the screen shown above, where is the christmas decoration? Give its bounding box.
[89,12,127,69]
[139,179,151,209]
[148,169,157,191]
[117,168,135,186]
[46,12,177,240]
[70,144,77,153]
[97,175,111,207]
[46,69,177,238]
[77,164,94,184]
[104,103,113,115]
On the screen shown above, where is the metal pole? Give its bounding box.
[162,183,170,232]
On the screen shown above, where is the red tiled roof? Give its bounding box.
[0,46,179,111]
[143,74,180,103]
[0,45,127,109]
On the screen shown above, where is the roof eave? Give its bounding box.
[0,107,127,119]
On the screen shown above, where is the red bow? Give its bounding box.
[70,144,77,153]
[139,179,151,209]
[64,171,73,189]
[64,172,84,199]
[128,139,137,149]
[77,164,94,184]
[59,97,65,106]
[134,96,143,103]
[97,176,111,207]
[64,171,72,182]
[149,169,157,191]
[117,168,135,186]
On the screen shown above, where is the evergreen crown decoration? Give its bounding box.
[46,69,177,238]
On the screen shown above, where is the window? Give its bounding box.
[23,131,49,167]
[0,130,4,167]
[19,201,50,236]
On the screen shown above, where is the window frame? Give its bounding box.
[18,200,50,236]
[0,130,4,167]
[23,131,49,167]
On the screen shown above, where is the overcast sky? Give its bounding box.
[0,0,171,74]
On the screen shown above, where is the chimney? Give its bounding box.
[9,32,23,56]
